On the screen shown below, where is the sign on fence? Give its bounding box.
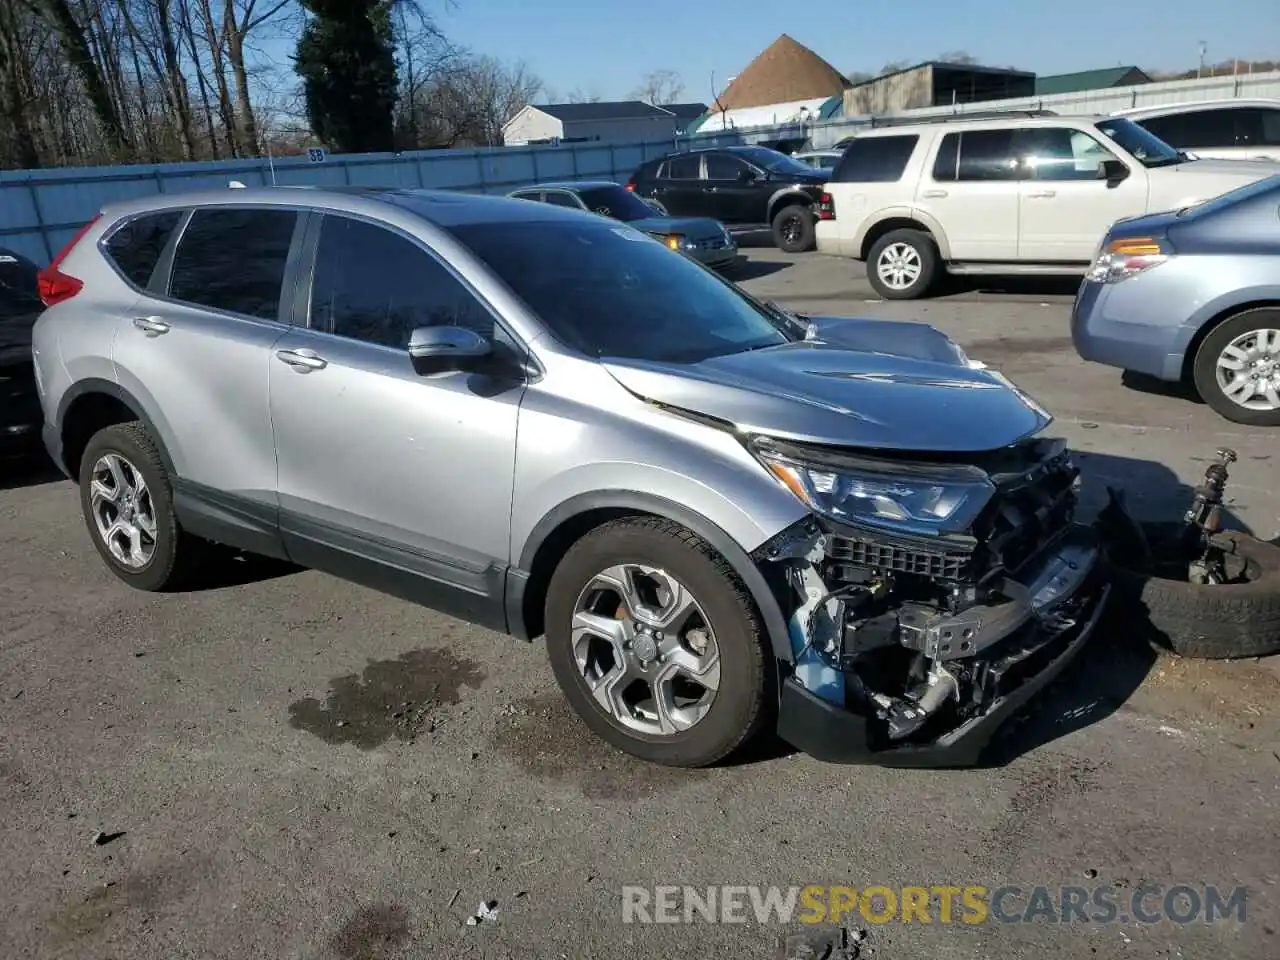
[306,147,327,164]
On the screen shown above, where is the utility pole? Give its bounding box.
[1197,41,1208,79]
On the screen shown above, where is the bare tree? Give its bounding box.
[410,54,542,148]
[564,87,601,103]
[222,0,297,154]
[629,68,683,105]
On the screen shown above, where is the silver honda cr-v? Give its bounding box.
[32,186,1110,768]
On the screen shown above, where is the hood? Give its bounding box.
[629,216,727,240]
[602,316,1052,453]
[1164,157,1280,178]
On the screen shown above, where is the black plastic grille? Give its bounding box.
[825,534,972,582]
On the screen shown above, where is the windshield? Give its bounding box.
[1094,117,1184,168]
[736,147,818,177]
[446,219,795,363]
[575,185,661,222]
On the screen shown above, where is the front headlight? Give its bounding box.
[751,441,995,535]
[1085,236,1171,284]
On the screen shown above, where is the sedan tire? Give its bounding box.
[1192,307,1280,426]
[544,517,773,767]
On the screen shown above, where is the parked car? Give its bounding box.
[791,150,844,174]
[1112,99,1280,162]
[1072,173,1280,426]
[0,247,45,461]
[507,180,738,269]
[815,114,1280,299]
[625,146,828,253]
[33,186,1106,768]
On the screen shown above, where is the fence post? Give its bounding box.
[28,183,53,263]
[608,143,616,180]
[476,152,488,193]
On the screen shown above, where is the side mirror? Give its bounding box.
[407,325,491,372]
[1098,159,1129,186]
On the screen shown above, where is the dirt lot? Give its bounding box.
[2,248,1278,959]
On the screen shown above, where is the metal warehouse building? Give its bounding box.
[843,62,1036,115]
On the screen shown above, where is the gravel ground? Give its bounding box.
[2,247,1278,959]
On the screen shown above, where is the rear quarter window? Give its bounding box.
[102,210,185,288]
[830,135,919,183]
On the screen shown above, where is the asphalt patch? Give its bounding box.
[328,902,411,960]
[963,335,1074,365]
[47,854,211,944]
[490,692,721,799]
[289,648,485,749]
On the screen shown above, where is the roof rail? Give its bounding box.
[865,108,1058,129]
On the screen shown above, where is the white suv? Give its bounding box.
[814,114,1280,299]
[1113,99,1280,163]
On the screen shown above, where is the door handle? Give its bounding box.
[920,189,948,198]
[275,348,328,372]
[1027,190,1057,199]
[132,316,170,336]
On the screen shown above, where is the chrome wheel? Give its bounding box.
[571,563,721,737]
[876,242,922,290]
[89,453,157,569]
[1215,328,1280,411]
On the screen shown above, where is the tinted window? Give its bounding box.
[104,210,184,288]
[576,186,660,221]
[955,129,1019,181]
[542,192,581,208]
[446,219,793,363]
[1016,127,1115,181]
[1147,108,1236,148]
[169,208,296,319]
[705,153,747,180]
[831,135,917,182]
[310,216,493,349]
[1236,108,1280,146]
[1095,117,1184,167]
[736,147,815,176]
[509,191,540,202]
[664,155,700,180]
[932,134,959,181]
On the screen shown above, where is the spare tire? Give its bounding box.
[1104,525,1280,659]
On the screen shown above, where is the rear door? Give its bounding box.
[110,205,301,513]
[703,152,762,223]
[921,129,1021,261]
[651,154,704,216]
[1014,126,1146,261]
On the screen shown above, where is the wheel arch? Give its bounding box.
[55,379,175,480]
[766,189,814,223]
[508,490,795,664]
[859,215,946,261]
[1181,299,1280,384]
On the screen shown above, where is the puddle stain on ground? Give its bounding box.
[328,902,411,960]
[490,692,718,799]
[290,648,485,749]
[46,855,211,944]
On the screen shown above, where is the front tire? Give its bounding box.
[78,422,204,591]
[771,204,815,253]
[544,517,772,767]
[1191,308,1280,426]
[865,228,941,300]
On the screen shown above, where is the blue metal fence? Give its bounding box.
[0,133,742,264]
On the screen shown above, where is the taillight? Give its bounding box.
[817,192,836,221]
[624,176,637,192]
[37,213,101,306]
[1085,235,1171,284]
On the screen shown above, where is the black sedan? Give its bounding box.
[506,181,740,269]
[0,247,45,461]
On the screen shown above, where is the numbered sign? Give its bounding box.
[306,147,327,164]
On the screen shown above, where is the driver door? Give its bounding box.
[269,213,525,629]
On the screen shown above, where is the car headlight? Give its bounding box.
[663,234,686,251]
[1085,236,1171,284]
[750,440,995,535]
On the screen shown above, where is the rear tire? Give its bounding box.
[78,422,206,592]
[771,204,815,253]
[544,517,772,767]
[865,228,940,300]
[1191,307,1280,426]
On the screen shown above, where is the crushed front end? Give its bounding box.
[750,435,1111,767]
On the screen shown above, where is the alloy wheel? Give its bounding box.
[571,563,721,736]
[781,215,803,246]
[89,452,157,569]
[1215,328,1280,411]
[876,242,922,291]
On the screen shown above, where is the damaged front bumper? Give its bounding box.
[771,523,1111,767]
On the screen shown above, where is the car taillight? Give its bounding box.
[37,213,102,306]
[817,192,836,221]
[624,176,636,192]
[1085,235,1171,284]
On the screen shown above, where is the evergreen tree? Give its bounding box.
[295,0,398,153]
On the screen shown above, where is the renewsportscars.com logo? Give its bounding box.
[621,884,1249,926]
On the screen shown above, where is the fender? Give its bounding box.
[853,205,953,261]
[510,490,795,664]
[766,187,816,221]
[53,377,177,475]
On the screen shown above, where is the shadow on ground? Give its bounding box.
[958,275,1083,298]
[1120,368,1205,406]
[187,551,303,591]
[727,259,791,281]
[0,453,61,491]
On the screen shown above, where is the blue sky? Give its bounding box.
[427,0,1277,102]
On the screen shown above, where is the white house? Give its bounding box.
[501,100,706,146]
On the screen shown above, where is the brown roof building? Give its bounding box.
[713,34,851,113]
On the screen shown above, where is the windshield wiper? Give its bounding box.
[763,299,810,338]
